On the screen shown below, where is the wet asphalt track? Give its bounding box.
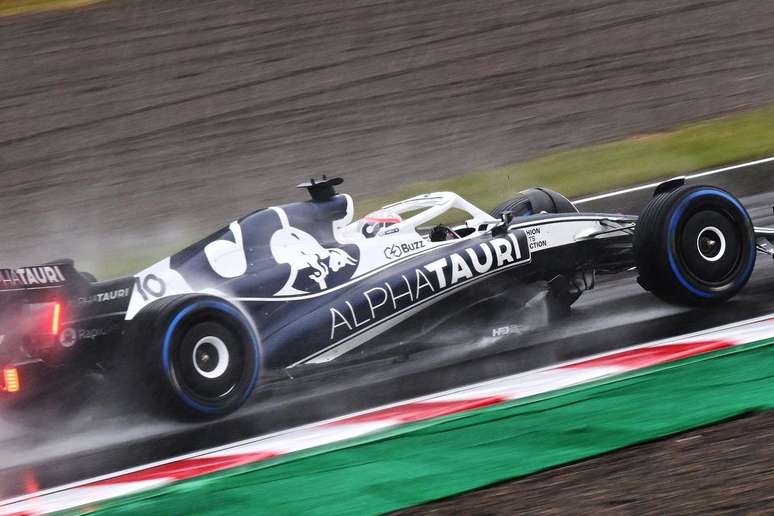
[1,175,774,500]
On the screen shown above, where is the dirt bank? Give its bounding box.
[2,0,774,271]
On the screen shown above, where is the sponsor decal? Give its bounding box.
[524,227,548,250]
[78,288,131,304]
[59,328,77,347]
[360,210,402,239]
[78,328,107,340]
[383,241,425,260]
[328,232,530,340]
[59,326,107,347]
[492,324,524,338]
[0,266,66,289]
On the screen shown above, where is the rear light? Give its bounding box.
[51,302,61,335]
[23,469,40,494]
[20,301,65,338]
[2,367,19,393]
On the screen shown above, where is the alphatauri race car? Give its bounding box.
[1,177,773,418]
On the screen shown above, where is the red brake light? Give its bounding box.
[3,367,19,393]
[51,302,61,335]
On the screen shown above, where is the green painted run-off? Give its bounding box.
[83,338,774,515]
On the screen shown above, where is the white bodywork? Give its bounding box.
[125,191,630,319]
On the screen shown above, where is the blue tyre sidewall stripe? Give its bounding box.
[666,189,755,299]
[162,300,261,415]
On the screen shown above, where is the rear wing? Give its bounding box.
[0,263,88,366]
[0,263,90,314]
[0,263,89,392]
[0,263,83,294]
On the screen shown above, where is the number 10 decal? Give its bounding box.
[134,274,167,301]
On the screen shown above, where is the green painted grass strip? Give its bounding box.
[0,0,106,17]
[359,106,774,216]
[79,338,774,515]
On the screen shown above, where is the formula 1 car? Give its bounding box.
[2,176,773,418]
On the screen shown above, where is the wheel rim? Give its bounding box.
[192,336,230,379]
[160,299,260,416]
[696,226,726,262]
[677,208,743,287]
[174,320,247,404]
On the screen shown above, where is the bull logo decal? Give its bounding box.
[270,208,357,295]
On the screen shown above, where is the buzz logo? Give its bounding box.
[384,241,425,260]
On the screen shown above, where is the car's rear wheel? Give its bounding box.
[128,294,261,418]
[633,185,756,306]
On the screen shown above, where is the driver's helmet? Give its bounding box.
[360,210,402,238]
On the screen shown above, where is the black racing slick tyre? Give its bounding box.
[490,187,578,219]
[633,185,756,306]
[128,294,261,419]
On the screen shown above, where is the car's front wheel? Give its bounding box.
[633,185,756,306]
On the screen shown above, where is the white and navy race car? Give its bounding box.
[1,176,772,417]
